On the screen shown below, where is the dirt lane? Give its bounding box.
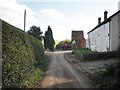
[39,51,95,88]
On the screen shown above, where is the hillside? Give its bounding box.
[2,20,48,88]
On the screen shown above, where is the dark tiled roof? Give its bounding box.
[87,10,120,34]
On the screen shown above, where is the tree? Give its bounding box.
[28,25,43,40]
[56,40,71,50]
[44,26,55,51]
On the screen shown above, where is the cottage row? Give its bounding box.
[71,9,120,52]
[86,10,120,52]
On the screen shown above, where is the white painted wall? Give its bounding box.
[118,11,120,48]
[118,1,120,10]
[110,13,119,51]
[87,33,91,49]
[88,33,92,50]
[86,38,89,48]
[88,22,109,52]
[97,23,109,52]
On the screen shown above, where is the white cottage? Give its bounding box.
[87,10,120,52]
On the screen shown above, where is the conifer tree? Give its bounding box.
[44,26,55,51]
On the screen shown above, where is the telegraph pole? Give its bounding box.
[24,9,26,32]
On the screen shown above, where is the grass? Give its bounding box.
[73,48,93,54]
[91,63,120,88]
[73,48,93,60]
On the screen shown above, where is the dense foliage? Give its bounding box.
[56,40,71,50]
[44,26,55,51]
[2,21,48,88]
[28,25,43,40]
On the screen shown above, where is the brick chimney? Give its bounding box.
[98,17,101,25]
[104,11,108,21]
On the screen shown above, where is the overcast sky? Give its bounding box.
[0,0,120,41]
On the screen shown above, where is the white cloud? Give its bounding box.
[1,0,119,41]
[0,0,47,31]
[40,9,64,20]
[75,13,84,18]
[17,0,120,3]
[39,12,97,40]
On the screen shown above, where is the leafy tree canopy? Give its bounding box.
[28,25,43,40]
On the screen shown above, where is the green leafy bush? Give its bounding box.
[2,20,48,88]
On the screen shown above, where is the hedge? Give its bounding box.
[83,51,118,60]
[74,49,119,61]
[2,20,47,88]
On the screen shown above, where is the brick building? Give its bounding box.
[71,31,86,48]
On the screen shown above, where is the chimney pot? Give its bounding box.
[104,11,108,21]
[98,17,101,25]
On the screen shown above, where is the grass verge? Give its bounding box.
[91,63,120,88]
[73,48,93,54]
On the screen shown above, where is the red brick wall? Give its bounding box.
[75,36,86,48]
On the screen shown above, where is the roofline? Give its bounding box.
[72,30,84,32]
[87,10,120,34]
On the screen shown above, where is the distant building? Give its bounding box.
[72,31,84,41]
[87,10,120,52]
[71,31,86,48]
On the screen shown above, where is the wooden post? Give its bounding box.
[24,10,26,32]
